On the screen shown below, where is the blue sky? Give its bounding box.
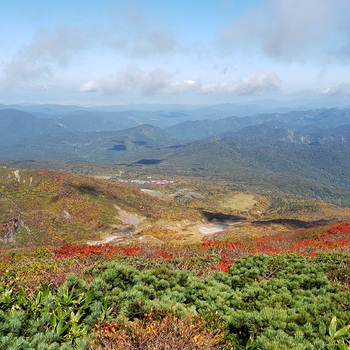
[1,0,350,106]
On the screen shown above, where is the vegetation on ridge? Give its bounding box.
[2,234,350,348]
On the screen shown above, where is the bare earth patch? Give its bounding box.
[140,188,167,199]
[114,205,147,226]
[88,205,147,245]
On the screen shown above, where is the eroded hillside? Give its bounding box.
[0,167,203,246]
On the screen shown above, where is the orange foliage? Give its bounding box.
[90,311,224,350]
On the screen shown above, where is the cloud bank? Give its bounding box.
[80,67,281,97]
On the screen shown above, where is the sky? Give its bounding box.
[1,0,350,106]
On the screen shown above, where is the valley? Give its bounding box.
[1,105,350,349]
[1,163,348,249]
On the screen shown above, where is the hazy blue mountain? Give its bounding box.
[220,121,350,147]
[0,124,177,162]
[0,102,311,130]
[0,104,84,116]
[0,109,63,145]
[53,111,131,131]
[165,116,251,140]
[165,108,350,141]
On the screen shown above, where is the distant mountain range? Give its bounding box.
[165,108,350,140]
[1,106,350,205]
[2,105,350,142]
[0,102,314,129]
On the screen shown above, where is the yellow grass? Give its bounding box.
[219,193,256,211]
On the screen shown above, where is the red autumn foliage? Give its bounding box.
[50,222,350,274]
[53,243,142,259]
[289,222,350,255]
[202,222,350,260]
[202,240,241,250]
[216,254,235,272]
[328,222,350,234]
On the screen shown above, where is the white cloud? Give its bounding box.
[3,54,50,86]
[201,71,281,95]
[80,65,171,95]
[106,7,180,58]
[166,79,201,94]
[26,25,92,66]
[320,83,350,96]
[263,0,336,58]
[229,70,281,95]
[79,80,99,93]
[1,13,179,89]
[80,67,281,97]
[217,0,350,61]
[2,25,95,87]
[201,82,230,94]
